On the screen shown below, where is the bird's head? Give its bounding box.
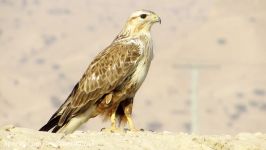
[121,10,161,36]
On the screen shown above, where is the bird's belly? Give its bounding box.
[96,59,152,119]
[131,59,151,90]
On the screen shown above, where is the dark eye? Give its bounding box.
[140,14,147,19]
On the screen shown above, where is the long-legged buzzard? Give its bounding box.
[39,10,161,134]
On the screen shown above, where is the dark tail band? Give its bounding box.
[39,116,60,132]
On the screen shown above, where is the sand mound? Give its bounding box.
[0,125,265,150]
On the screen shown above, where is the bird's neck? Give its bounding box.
[115,24,152,41]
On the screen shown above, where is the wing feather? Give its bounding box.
[57,42,142,125]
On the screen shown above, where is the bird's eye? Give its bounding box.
[140,14,147,19]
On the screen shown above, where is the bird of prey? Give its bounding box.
[39,10,161,134]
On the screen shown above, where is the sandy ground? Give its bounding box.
[1,125,266,150]
[0,0,266,134]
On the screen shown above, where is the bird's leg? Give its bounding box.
[101,105,121,132]
[110,110,118,130]
[123,100,143,132]
[124,103,136,131]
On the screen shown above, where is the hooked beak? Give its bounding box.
[152,14,161,24]
[157,17,161,24]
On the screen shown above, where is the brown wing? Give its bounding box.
[56,42,142,125]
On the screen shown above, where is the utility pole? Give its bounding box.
[175,64,221,133]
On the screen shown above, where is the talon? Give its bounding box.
[126,128,144,132]
[124,128,130,132]
[101,127,122,133]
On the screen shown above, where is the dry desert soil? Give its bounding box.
[0,125,266,150]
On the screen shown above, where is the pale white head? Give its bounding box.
[121,10,161,36]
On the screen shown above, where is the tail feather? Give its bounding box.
[51,125,61,133]
[39,115,60,132]
[39,83,79,132]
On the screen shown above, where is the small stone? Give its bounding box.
[217,38,227,45]
[48,142,60,148]
[4,125,15,131]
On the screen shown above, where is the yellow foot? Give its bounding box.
[100,127,122,133]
